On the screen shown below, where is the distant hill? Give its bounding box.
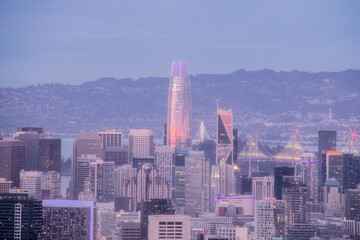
[1,69,359,139]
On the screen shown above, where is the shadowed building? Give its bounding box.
[0,140,26,188]
[38,138,61,172]
[0,193,42,239]
[167,60,192,150]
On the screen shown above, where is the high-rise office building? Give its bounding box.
[0,193,42,239]
[255,199,286,240]
[252,176,274,200]
[282,178,307,229]
[71,132,101,199]
[97,160,115,203]
[173,153,186,209]
[323,180,343,217]
[128,129,154,165]
[76,155,101,200]
[148,215,191,240]
[77,157,115,203]
[38,138,61,172]
[42,200,97,240]
[301,153,320,202]
[166,60,192,150]
[326,151,343,185]
[210,106,235,210]
[140,198,175,240]
[104,145,128,165]
[14,131,40,171]
[343,153,360,190]
[274,166,294,200]
[345,189,360,222]
[20,170,42,200]
[99,131,122,149]
[210,162,235,211]
[318,130,337,156]
[0,140,26,187]
[155,145,175,184]
[185,151,210,216]
[41,171,61,199]
[216,107,233,165]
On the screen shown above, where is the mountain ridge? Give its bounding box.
[1,69,359,139]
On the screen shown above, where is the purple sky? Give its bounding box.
[0,0,359,87]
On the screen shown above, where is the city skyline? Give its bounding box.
[1,1,360,239]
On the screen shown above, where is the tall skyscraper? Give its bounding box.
[166,60,192,150]
[326,151,343,185]
[318,130,337,157]
[345,189,360,222]
[216,107,233,165]
[274,166,294,200]
[173,153,186,209]
[14,130,41,171]
[210,106,235,209]
[0,140,26,188]
[38,138,61,172]
[282,177,308,229]
[155,145,176,184]
[343,153,360,190]
[184,151,210,216]
[71,132,101,199]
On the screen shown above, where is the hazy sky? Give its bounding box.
[0,0,359,87]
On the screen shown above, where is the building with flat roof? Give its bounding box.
[42,199,97,240]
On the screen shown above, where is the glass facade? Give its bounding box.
[216,108,233,165]
[167,61,192,150]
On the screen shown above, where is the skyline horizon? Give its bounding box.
[2,67,360,88]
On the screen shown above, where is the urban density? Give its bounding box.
[1,61,360,240]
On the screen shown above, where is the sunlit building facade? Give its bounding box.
[167,60,192,150]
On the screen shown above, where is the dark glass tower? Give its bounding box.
[318,130,337,156]
[167,61,192,150]
[343,154,360,190]
[38,138,61,172]
[0,193,42,239]
[274,167,295,200]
